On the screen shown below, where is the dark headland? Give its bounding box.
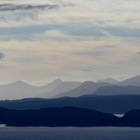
[0,106,140,127]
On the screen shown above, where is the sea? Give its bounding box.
[0,127,140,140]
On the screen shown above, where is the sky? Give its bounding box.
[0,0,140,85]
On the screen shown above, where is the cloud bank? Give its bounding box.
[0,4,59,11]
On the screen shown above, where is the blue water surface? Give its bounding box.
[0,127,139,140]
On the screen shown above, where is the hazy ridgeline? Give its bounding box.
[0,75,140,100]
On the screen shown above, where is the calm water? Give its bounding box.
[0,127,140,140]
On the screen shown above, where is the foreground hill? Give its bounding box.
[0,107,119,127]
[0,107,140,127]
[1,95,140,114]
[121,109,140,127]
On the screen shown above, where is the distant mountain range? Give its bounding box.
[0,75,140,99]
[0,79,81,100]
[94,85,140,96]
[0,81,38,99]
[54,81,111,98]
[39,79,81,98]
[0,106,139,127]
[119,75,140,86]
[1,95,140,114]
[53,75,140,98]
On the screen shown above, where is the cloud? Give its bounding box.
[74,45,117,57]
[12,57,43,63]
[0,52,6,59]
[0,4,59,11]
[103,45,116,48]
[75,50,111,57]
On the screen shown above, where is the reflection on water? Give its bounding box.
[0,127,139,140]
[0,124,6,127]
[114,114,124,117]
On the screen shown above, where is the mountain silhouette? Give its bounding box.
[40,81,81,98]
[0,106,139,127]
[94,85,140,96]
[0,75,140,100]
[55,81,111,98]
[119,75,140,86]
[121,109,140,126]
[0,106,119,127]
[0,81,39,99]
[1,95,140,114]
[0,80,81,100]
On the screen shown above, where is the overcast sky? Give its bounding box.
[0,0,139,85]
